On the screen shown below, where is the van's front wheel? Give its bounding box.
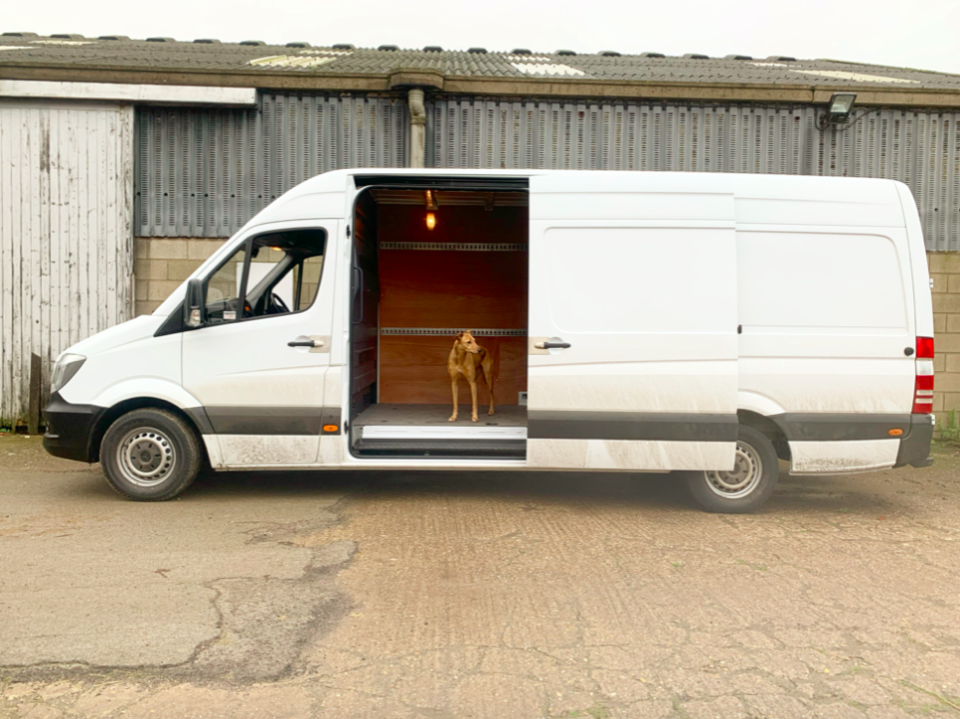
[684,425,779,513]
[100,408,202,501]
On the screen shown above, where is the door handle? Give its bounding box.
[534,341,571,350]
[288,339,324,348]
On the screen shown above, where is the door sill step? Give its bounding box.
[361,425,527,440]
[353,438,526,459]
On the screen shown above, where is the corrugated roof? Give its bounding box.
[2,33,959,94]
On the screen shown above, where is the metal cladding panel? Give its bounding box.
[427,99,818,174]
[818,111,960,252]
[429,98,960,251]
[0,100,134,426]
[135,93,408,237]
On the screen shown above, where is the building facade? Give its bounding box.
[2,34,960,425]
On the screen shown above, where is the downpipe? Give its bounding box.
[408,88,426,169]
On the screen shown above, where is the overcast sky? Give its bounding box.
[4,0,960,75]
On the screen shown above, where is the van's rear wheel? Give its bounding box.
[684,425,779,513]
[100,408,201,501]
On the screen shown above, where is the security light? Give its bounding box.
[827,93,857,122]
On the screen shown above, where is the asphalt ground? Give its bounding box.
[2,434,959,718]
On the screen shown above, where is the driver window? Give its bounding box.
[247,245,293,312]
[292,255,324,310]
[204,244,247,323]
[202,228,326,324]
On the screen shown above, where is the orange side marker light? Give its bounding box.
[323,425,339,433]
[888,428,903,436]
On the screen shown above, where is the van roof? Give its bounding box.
[295,167,905,195]
[251,169,907,234]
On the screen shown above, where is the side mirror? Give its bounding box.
[184,279,205,328]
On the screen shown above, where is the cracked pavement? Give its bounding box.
[1,435,960,718]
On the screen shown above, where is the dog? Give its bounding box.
[447,331,495,422]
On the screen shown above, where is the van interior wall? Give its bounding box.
[351,192,380,415]
[377,202,528,406]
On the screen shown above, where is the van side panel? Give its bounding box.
[527,439,734,472]
[735,178,916,474]
[737,228,915,413]
[789,439,900,474]
[527,173,739,472]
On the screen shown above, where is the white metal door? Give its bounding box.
[182,221,338,466]
[526,172,739,471]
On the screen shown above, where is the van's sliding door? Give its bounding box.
[526,173,739,472]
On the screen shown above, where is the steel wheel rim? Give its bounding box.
[704,441,763,499]
[116,427,176,487]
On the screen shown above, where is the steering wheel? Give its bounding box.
[267,292,290,315]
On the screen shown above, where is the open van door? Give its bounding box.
[526,172,739,471]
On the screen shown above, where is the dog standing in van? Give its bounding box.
[448,331,496,423]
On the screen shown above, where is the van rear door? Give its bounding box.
[526,172,739,471]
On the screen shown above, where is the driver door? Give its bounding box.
[182,221,338,466]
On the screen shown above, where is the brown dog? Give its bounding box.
[448,331,495,422]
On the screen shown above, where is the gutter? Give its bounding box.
[2,64,960,109]
[0,78,257,106]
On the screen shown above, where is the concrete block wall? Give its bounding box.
[134,238,225,316]
[134,238,319,317]
[928,252,960,424]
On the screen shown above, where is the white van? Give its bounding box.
[43,169,935,512]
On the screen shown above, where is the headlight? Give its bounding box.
[51,354,86,394]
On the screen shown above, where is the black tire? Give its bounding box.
[100,408,202,501]
[683,425,779,513]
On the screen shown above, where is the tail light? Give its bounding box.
[913,336,934,414]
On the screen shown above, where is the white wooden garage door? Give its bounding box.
[0,100,134,426]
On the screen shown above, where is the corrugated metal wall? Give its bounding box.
[135,93,408,237]
[428,101,819,173]
[0,100,134,425]
[428,99,960,251]
[134,93,960,251]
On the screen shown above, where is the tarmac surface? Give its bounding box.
[2,434,959,718]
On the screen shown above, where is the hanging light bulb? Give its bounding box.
[426,211,437,230]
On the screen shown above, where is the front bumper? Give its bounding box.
[42,392,104,463]
[894,414,935,468]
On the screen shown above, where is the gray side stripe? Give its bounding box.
[771,413,912,442]
[528,411,739,442]
[529,411,916,443]
[204,407,342,435]
[195,408,911,442]
[185,407,215,435]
